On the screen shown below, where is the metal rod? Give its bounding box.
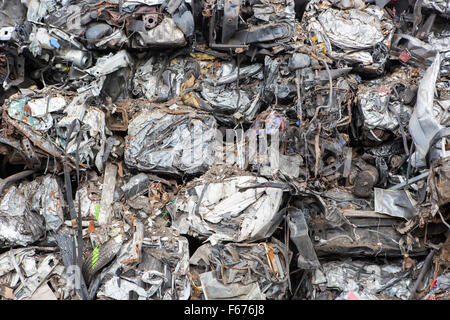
[389,171,429,190]
[409,249,435,300]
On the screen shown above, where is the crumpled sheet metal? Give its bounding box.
[428,34,450,57]
[409,54,444,167]
[29,175,65,231]
[85,50,133,78]
[172,173,284,244]
[118,173,150,200]
[315,8,385,50]
[96,223,190,300]
[198,271,264,300]
[251,0,296,29]
[329,0,365,10]
[313,223,427,259]
[374,188,418,220]
[124,106,217,175]
[131,17,187,48]
[305,1,394,67]
[0,247,61,300]
[141,228,190,300]
[203,0,295,51]
[2,89,109,171]
[59,107,108,171]
[198,61,264,124]
[0,0,26,30]
[0,0,449,302]
[132,55,198,103]
[309,190,428,258]
[422,0,450,15]
[0,174,65,247]
[21,1,191,51]
[190,241,290,300]
[150,54,266,125]
[390,34,439,68]
[312,260,415,300]
[424,272,450,300]
[0,248,36,278]
[427,156,450,217]
[358,89,412,133]
[13,253,59,300]
[252,0,295,25]
[4,95,66,131]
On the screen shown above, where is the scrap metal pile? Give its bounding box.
[0,0,449,300]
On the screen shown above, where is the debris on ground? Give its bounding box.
[0,0,448,300]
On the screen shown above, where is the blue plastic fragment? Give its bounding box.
[49,38,60,49]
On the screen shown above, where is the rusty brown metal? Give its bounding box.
[106,107,129,131]
[2,113,85,169]
[143,13,159,30]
